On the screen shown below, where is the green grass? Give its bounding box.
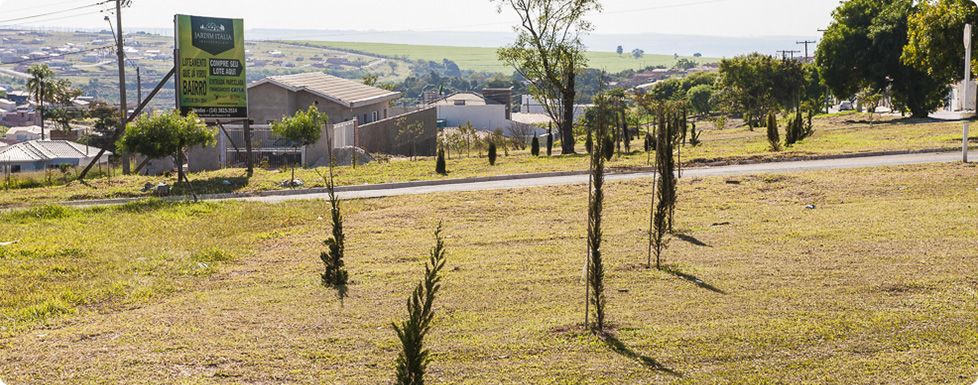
[291,41,716,74]
[0,162,976,382]
[0,112,969,208]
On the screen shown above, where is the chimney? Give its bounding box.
[482,87,513,120]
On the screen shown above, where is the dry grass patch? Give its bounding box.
[1,163,976,383]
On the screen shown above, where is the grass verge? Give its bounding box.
[1,162,976,383]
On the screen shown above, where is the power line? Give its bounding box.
[0,0,94,14]
[0,45,114,65]
[0,1,109,25]
[0,9,108,26]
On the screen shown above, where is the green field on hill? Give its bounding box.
[291,41,716,74]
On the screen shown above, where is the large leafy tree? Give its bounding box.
[902,0,978,106]
[817,0,947,118]
[118,110,216,183]
[716,53,804,127]
[496,0,602,154]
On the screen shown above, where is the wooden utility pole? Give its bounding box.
[796,40,817,63]
[114,0,129,174]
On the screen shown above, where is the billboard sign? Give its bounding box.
[175,14,247,118]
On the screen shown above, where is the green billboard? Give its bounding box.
[175,14,247,118]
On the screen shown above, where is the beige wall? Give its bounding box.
[358,107,437,157]
[248,83,390,127]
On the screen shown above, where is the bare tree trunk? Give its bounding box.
[561,88,576,154]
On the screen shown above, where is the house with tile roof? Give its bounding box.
[0,140,110,174]
[247,72,401,127]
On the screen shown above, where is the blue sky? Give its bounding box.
[0,0,840,37]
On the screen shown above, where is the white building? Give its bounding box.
[520,95,590,123]
[429,91,511,132]
[0,140,111,174]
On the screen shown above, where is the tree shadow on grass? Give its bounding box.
[662,264,726,295]
[602,333,682,377]
[330,283,348,306]
[672,232,710,247]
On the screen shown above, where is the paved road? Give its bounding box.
[234,150,976,204]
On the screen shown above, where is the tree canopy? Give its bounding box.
[902,0,978,100]
[496,0,601,154]
[817,0,947,117]
[270,105,326,147]
[716,53,805,127]
[118,109,215,181]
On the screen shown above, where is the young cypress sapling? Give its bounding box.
[435,147,447,175]
[531,135,540,156]
[393,224,448,385]
[488,140,497,165]
[320,156,348,286]
[766,112,781,151]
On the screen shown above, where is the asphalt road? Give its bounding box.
[233,150,976,204]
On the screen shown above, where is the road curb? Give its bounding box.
[52,147,973,207]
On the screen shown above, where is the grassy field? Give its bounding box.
[292,41,716,74]
[1,162,976,383]
[0,112,970,208]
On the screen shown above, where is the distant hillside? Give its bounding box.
[291,41,717,75]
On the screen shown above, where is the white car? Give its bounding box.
[839,101,854,111]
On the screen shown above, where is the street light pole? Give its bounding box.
[964,23,971,163]
[112,1,129,174]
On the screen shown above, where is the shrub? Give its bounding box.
[531,136,540,156]
[603,134,614,161]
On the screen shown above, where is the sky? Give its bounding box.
[0,0,840,38]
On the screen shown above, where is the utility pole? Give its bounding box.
[136,66,142,106]
[796,40,817,63]
[114,0,129,174]
[776,50,799,60]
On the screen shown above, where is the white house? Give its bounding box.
[0,140,111,174]
[429,91,511,132]
[4,125,42,142]
[520,95,590,123]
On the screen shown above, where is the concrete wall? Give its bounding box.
[358,107,437,157]
[248,83,391,127]
[436,104,510,132]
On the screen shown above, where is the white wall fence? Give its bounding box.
[218,120,356,168]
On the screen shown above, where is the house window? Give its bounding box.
[454,100,465,106]
[11,165,21,173]
[363,114,368,123]
[371,111,378,122]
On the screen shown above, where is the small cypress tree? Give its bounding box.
[488,140,497,165]
[804,108,815,139]
[587,97,608,333]
[393,224,448,385]
[546,126,553,156]
[766,112,781,151]
[585,129,593,154]
[531,136,540,156]
[644,132,653,152]
[320,162,348,286]
[688,122,701,147]
[435,147,447,175]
